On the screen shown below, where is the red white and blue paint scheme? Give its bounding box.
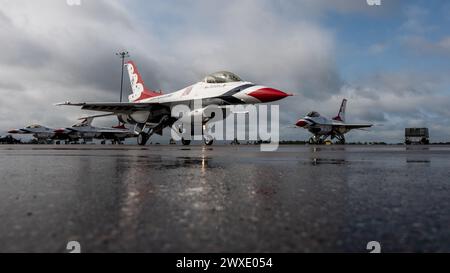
[8,124,55,143]
[9,118,136,144]
[295,99,373,144]
[58,61,291,145]
[53,116,137,144]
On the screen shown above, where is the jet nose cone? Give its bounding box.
[248,88,292,103]
[296,119,308,127]
[54,129,66,134]
[8,129,20,134]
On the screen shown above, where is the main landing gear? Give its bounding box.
[137,132,149,146]
[178,136,213,146]
[136,116,170,146]
[181,138,191,146]
[308,135,326,145]
[334,134,346,145]
[174,123,215,146]
[309,134,346,145]
[175,124,192,146]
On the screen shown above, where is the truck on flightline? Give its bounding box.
[405,128,429,145]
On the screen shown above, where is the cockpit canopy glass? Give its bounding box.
[203,71,242,84]
[307,111,320,118]
[26,125,42,129]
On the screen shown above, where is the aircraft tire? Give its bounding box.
[204,139,214,146]
[137,132,149,146]
[181,138,191,146]
[309,137,318,145]
[204,135,214,146]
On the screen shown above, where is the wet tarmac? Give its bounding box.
[0,144,449,253]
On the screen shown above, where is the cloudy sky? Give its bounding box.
[0,0,449,143]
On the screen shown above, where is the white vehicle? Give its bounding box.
[54,117,137,144]
[59,61,291,145]
[295,99,373,144]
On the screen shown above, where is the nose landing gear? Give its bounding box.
[309,134,346,145]
[203,135,214,146]
[309,135,325,145]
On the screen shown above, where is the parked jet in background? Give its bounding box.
[295,99,373,144]
[8,125,58,143]
[58,61,292,146]
[0,135,21,144]
[9,118,137,144]
[54,117,137,144]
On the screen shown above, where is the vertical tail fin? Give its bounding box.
[74,117,94,127]
[333,99,347,122]
[125,61,162,102]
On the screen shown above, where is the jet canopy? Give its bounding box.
[26,124,43,129]
[307,111,320,118]
[203,71,242,84]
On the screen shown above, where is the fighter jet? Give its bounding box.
[8,124,57,143]
[58,61,291,146]
[54,117,137,144]
[9,118,136,144]
[295,99,373,144]
[0,135,21,144]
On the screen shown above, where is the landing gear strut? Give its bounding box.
[203,124,214,146]
[135,116,170,146]
[309,135,325,145]
[335,134,346,145]
[171,122,215,146]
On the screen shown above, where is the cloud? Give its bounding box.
[0,0,340,132]
[0,0,448,144]
[402,35,450,56]
[368,43,388,54]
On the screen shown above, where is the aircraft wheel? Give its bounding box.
[204,135,214,146]
[309,137,319,145]
[181,138,191,146]
[137,132,149,146]
[101,140,106,145]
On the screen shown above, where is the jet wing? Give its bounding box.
[92,128,135,134]
[334,123,373,130]
[56,102,168,113]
